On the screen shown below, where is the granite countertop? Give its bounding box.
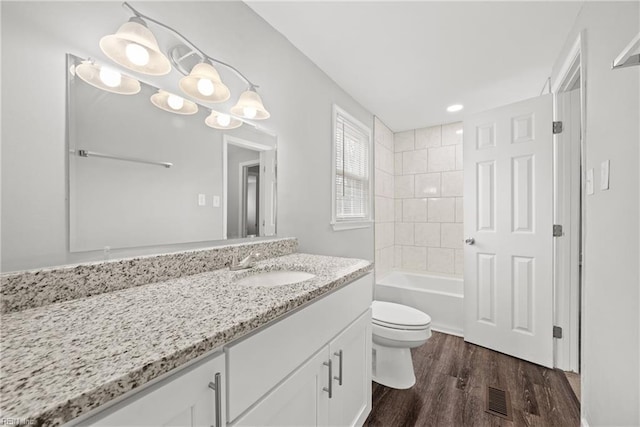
[0,253,372,426]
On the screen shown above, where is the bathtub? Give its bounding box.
[375,271,464,337]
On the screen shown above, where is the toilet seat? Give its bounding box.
[372,301,431,330]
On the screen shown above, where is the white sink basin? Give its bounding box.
[235,270,316,288]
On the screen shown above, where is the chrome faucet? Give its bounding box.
[229,252,261,271]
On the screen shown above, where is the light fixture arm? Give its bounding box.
[122,2,258,88]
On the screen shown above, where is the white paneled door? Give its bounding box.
[463,95,553,368]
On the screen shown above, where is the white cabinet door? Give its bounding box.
[463,94,554,368]
[84,352,225,427]
[231,348,330,427]
[328,310,372,427]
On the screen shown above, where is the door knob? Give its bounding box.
[465,238,475,245]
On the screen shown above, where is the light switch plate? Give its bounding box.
[586,168,594,195]
[198,194,206,206]
[213,195,220,207]
[600,160,610,190]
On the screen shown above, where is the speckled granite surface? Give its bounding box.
[1,238,297,314]
[0,253,372,426]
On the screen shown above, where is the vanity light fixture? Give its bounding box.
[230,87,271,120]
[446,104,464,113]
[179,62,231,103]
[74,60,141,95]
[100,17,171,76]
[101,2,271,123]
[205,110,243,130]
[150,90,198,115]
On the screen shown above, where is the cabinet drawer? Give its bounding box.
[77,352,226,427]
[226,273,373,422]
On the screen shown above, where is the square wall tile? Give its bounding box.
[402,149,428,174]
[375,170,394,198]
[395,175,415,199]
[455,144,464,170]
[375,196,394,223]
[428,198,455,223]
[455,249,464,276]
[394,153,403,175]
[403,199,428,222]
[441,223,463,248]
[394,245,402,268]
[402,246,427,270]
[374,117,394,151]
[415,126,441,149]
[375,222,394,249]
[375,143,394,175]
[394,130,415,152]
[442,122,463,146]
[455,198,464,223]
[427,248,455,274]
[428,146,456,172]
[441,171,463,197]
[414,222,440,247]
[395,199,403,222]
[395,223,414,245]
[415,173,441,197]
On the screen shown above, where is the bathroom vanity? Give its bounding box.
[0,240,373,427]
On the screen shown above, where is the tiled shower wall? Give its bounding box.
[374,119,464,278]
[374,118,395,277]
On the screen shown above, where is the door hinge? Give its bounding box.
[553,121,563,134]
[553,326,563,339]
[553,224,563,237]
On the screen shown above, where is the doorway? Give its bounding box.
[241,163,260,237]
[551,33,585,396]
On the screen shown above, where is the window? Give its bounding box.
[331,105,372,231]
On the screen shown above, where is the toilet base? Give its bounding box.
[372,342,416,389]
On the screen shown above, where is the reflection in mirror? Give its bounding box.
[67,54,277,253]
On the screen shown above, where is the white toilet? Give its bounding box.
[371,300,432,389]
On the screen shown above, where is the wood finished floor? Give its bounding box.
[364,332,580,427]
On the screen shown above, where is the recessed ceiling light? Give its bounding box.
[447,104,464,113]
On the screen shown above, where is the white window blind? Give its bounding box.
[334,109,371,222]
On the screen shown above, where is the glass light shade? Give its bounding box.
[205,110,242,130]
[230,89,270,120]
[75,61,141,95]
[179,62,230,103]
[150,90,198,115]
[100,18,171,76]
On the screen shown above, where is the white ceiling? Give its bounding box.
[247,1,584,132]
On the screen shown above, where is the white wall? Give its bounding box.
[1,2,374,271]
[550,2,639,425]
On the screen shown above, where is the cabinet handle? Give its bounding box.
[322,360,333,399]
[208,372,222,427]
[333,350,343,386]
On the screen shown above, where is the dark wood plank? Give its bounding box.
[364,332,580,427]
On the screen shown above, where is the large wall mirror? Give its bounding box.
[67,54,277,253]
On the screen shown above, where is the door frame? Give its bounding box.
[222,135,273,239]
[238,160,260,237]
[551,32,586,373]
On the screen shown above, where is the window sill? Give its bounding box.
[331,220,373,232]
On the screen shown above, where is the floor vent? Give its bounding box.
[485,386,512,421]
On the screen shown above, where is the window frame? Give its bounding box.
[330,104,374,231]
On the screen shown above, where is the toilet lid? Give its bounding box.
[372,301,431,330]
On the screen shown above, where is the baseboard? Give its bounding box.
[581,417,589,427]
[431,325,464,338]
